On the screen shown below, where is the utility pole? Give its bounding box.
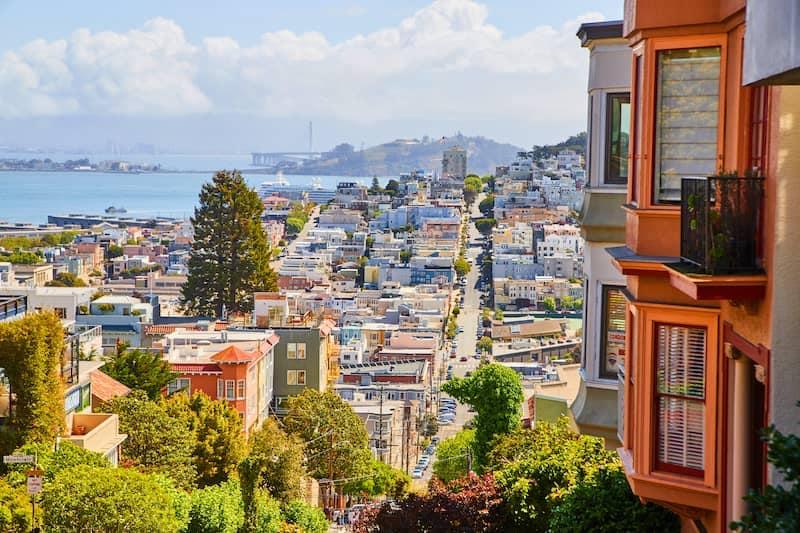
[327,431,334,512]
[467,447,473,473]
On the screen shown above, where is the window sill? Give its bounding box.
[618,447,719,513]
[665,263,767,300]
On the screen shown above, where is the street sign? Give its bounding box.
[3,454,34,464]
[27,475,43,495]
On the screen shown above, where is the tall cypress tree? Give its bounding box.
[181,170,277,317]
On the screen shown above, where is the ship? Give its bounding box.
[258,173,335,204]
[105,206,127,214]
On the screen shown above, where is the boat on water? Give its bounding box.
[105,206,127,214]
[258,173,335,204]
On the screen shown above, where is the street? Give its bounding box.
[413,197,486,487]
[270,204,320,271]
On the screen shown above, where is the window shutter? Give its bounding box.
[656,324,706,475]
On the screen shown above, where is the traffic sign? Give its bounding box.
[27,475,43,495]
[3,454,34,464]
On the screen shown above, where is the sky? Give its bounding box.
[0,0,623,153]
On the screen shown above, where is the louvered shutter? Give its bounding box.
[655,324,706,475]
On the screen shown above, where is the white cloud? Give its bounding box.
[0,0,603,127]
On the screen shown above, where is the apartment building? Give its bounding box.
[571,20,630,448]
[613,2,800,530]
[160,329,278,433]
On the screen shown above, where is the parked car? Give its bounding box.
[412,469,423,479]
[459,356,468,362]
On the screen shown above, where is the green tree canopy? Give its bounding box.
[247,418,306,502]
[162,391,246,487]
[0,479,31,532]
[283,390,372,483]
[186,479,244,533]
[42,465,187,533]
[285,217,305,236]
[441,363,523,468]
[478,194,495,217]
[102,344,176,400]
[433,429,475,483]
[476,336,493,353]
[463,176,482,205]
[8,441,109,483]
[344,458,410,499]
[104,390,197,488]
[45,272,86,287]
[488,419,678,532]
[181,170,277,317]
[542,297,556,312]
[0,312,65,449]
[474,217,497,236]
[282,500,329,533]
[454,257,470,278]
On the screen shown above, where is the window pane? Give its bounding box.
[287,371,296,385]
[287,343,296,359]
[226,380,235,400]
[297,343,306,359]
[653,47,720,203]
[600,287,626,379]
[237,380,245,399]
[297,371,306,385]
[655,323,707,475]
[606,94,630,184]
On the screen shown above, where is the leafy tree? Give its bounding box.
[163,391,246,487]
[0,251,43,265]
[107,244,124,259]
[353,473,507,533]
[441,364,523,468]
[186,479,244,533]
[45,272,87,287]
[494,308,504,321]
[418,413,439,437]
[549,466,679,533]
[344,458,410,499]
[463,176,482,205]
[433,429,475,483]
[474,217,497,236]
[103,344,176,400]
[476,336,493,353]
[285,217,305,236]
[369,177,382,194]
[488,419,678,532]
[282,500,329,533]
[42,465,187,533]
[542,297,556,312]
[0,312,65,449]
[104,390,197,488]
[181,170,277,317]
[399,250,412,264]
[454,257,470,278]
[731,408,800,532]
[247,418,306,502]
[283,390,372,483]
[8,441,109,483]
[478,194,494,217]
[0,479,31,533]
[385,179,400,197]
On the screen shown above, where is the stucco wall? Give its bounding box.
[769,86,800,475]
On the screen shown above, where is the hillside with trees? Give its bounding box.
[281,133,523,176]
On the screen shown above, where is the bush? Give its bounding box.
[0,479,30,533]
[42,465,186,532]
[187,480,244,533]
[282,500,329,533]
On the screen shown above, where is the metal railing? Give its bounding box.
[680,176,765,275]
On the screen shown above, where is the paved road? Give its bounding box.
[270,204,320,271]
[412,198,486,487]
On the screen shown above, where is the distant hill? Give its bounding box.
[282,133,524,177]
[531,132,586,159]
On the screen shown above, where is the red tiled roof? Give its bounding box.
[211,345,257,363]
[89,370,131,401]
[172,363,222,374]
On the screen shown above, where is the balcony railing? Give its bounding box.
[680,176,765,275]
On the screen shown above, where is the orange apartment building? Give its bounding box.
[613,1,800,531]
[159,329,279,433]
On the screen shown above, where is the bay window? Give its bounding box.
[655,323,706,476]
[605,93,630,184]
[600,286,626,379]
[653,46,721,203]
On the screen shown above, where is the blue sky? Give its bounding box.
[0,0,624,152]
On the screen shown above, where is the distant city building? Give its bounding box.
[441,146,467,180]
